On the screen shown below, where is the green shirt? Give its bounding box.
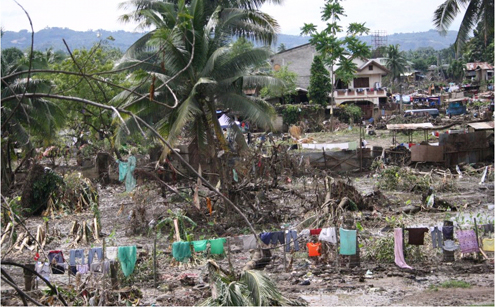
[118,245,137,277]
[192,240,208,252]
[209,238,226,255]
[172,242,192,262]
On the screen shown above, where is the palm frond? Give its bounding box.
[216,92,274,130]
[453,0,481,54]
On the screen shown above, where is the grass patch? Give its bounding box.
[439,280,471,288]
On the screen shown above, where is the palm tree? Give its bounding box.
[433,0,494,55]
[114,0,282,156]
[385,44,408,87]
[1,51,65,192]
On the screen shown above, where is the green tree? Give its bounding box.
[277,43,286,52]
[1,47,24,64]
[433,0,494,55]
[447,59,464,82]
[300,0,371,128]
[230,37,254,59]
[51,45,128,149]
[308,56,330,106]
[116,0,281,154]
[461,22,495,63]
[260,64,297,104]
[412,58,428,72]
[385,44,408,87]
[1,50,65,192]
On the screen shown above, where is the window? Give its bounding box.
[368,65,373,71]
[353,77,369,88]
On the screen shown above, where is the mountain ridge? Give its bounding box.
[1,27,458,52]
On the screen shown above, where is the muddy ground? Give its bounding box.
[1,130,494,306]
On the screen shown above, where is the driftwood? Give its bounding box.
[397,205,421,214]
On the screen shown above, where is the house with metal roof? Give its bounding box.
[464,62,494,82]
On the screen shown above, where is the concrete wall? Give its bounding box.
[270,44,316,89]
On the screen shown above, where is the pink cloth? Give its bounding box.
[394,228,412,269]
[457,230,479,253]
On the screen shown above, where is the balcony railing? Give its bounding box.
[334,89,386,97]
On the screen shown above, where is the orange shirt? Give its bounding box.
[307,242,321,257]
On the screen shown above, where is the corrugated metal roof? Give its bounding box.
[465,62,494,71]
[467,122,495,130]
[386,123,434,130]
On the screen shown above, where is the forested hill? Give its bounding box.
[1,27,457,52]
[359,29,459,51]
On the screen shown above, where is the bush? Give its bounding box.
[338,104,362,124]
[363,234,425,263]
[377,166,430,193]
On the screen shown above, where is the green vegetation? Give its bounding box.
[281,104,323,127]
[301,0,371,107]
[433,0,493,55]
[338,104,362,125]
[429,280,472,291]
[260,64,298,104]
[308,56,330,106]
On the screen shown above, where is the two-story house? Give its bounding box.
[270,43,390,119]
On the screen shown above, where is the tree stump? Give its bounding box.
[96,152,112,185]
[24,264,35,291]
[20,164,46,215]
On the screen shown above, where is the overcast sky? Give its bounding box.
[1,0,464,36]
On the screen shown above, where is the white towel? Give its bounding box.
[106,247,118,260]
[319,227,337,243]
[242,234,257,250]
[300,229,310,237]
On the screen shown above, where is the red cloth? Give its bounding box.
[307,243,321,257]
[310,228,322,235]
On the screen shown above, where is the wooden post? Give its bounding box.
[283,238,287,272]
[44,219,49,237]
[474,218,481,259]
[322,148,327,169]
[227,237,233,275]
[173,219,181,242]
[359,122,363,172]
[23,264,35,291]
[110,261,118,290]
[153,234,157,289]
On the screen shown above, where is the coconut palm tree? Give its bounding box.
[385,44,408,87]
[114,0,282,155]
[433,0,494,54]
[1,51,65,192]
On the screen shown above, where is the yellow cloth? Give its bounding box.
[482,238,494,252]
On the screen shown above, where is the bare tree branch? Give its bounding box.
[1,274,42,306]
[1,261,68,306]
[1,268,28,306]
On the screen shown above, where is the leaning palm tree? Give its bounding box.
[433,0,494,55]
[114,0,282,156]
